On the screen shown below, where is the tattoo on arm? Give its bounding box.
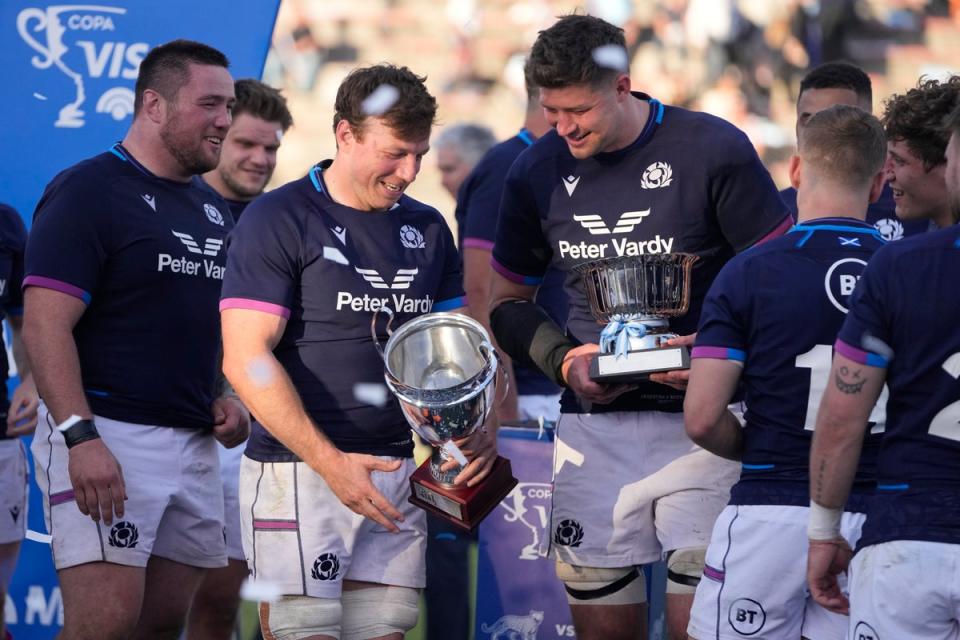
[834,365,866,394]
[814,458,827,503]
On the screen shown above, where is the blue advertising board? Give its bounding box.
[1,2,279,636]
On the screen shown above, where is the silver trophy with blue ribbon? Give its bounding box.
[574,253,698,383]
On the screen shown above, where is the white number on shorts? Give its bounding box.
[928,353,960,442]
[795,344,887,433]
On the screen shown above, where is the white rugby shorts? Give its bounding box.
[218,442,245,561]
[550,411,739,568]
[850,540,960,640]
[239,455,426,599]
[688,504,865,640]
[0,439,28,545]
[32,403,227,570]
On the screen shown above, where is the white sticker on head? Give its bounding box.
[353,383,389,408]
[275,129,283,143]
[240,577,282,603]
[591,44,629,73]
[362,84,400,116]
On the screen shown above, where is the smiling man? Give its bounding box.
[189,78,292,640]
[23,40,248,640]
[219,64,492,640]
[881,75,960,229]
[488,14,789,640]
[202,78,293,221]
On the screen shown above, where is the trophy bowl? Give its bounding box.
[573,253,698,382]
[377,311,518,530]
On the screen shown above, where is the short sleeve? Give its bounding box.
[491,158,552,285]
[692,257,749,363]
[24,172,108,305]
[461,161,509,250]
[219,196,300,319]
[836,247,892,368]
[433,220,467,311]
[712,129,791,252]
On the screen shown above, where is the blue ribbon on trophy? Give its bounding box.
[599,315,648,359]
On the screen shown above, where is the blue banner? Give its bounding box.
[476,425,575,639]
[1,2,279,637]
[1,0,280,225]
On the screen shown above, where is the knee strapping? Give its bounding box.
[341,585,419,640]
[666,547,706,595]
[260,596,342,640]
[555,560,647,605]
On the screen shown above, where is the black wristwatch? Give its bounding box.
[58,416,100,449]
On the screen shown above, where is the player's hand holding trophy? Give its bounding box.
[374,310,517,531]
[575,254,698,383]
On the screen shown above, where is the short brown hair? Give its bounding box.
[799,105,886,188]
[333,64,437,142]
[525,14,626,90]
[233,79,293,132]
[134,39,229,115]
[882,75,960,170]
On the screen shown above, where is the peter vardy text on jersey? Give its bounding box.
[557,234,675,259]
[157,253,225,279]
[336,291,434,313]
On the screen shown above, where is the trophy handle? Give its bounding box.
[480,343,510,407]
[370,306,396,359]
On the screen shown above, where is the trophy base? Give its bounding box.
[590,345,690,383]
[409,455,518,532]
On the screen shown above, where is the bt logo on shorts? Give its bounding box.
[108,520,139,548]
[157,230,225,280]
[728,598,765,635]
[553,518,584,547]
[311,552,340,581]
[853,622,880,640]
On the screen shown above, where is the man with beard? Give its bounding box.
[188,78,293,640]
[23,40,249,640]
[201,78,293,222]
[489,15,789,640]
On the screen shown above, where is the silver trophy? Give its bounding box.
[574,253,698,382]
[373,311,517,530]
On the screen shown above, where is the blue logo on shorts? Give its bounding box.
[853,622,879,640]
[553,519,584,547]
[311,553,341,581]
[108,521,139,548]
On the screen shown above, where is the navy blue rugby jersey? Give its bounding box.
[492,94,791,414]
[693,218,885,509]
[457,130,568,397]
[0,204,27,438]
[24,144,232,429]
[220,162,465,461]
[780,183,928,241]
[837,225,960,548]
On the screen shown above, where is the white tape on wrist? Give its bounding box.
[56,415,83,433]
[808,500,843,540]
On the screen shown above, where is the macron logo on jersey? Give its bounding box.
[172,231,223,257]
[332,225,347,245]
[573,210,651,235]
[563,175,580,197]
[354,267,418,290]
[141,194,156,211]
